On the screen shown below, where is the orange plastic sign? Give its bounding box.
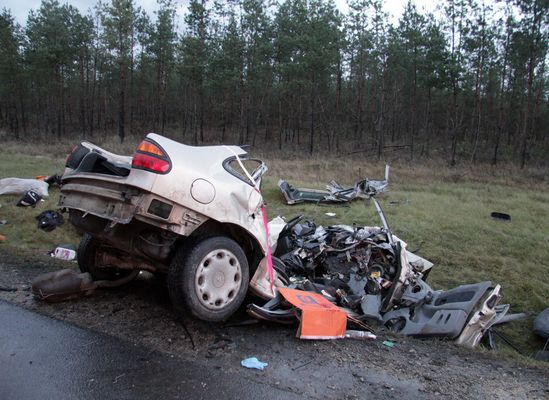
[279,288,347,339]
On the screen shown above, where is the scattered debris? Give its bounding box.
[31,268,139,303]
[325,212,336,217]
[382,340,395,348]
[240,357,268,370]
[36,210,64,232]
[31,269,96,302]
[278,165,389,205]
[291,359,314,371]
[0,178,49,198]
[535,348,549,362]
[50,246,76,261]
[112,373,126,384]
[42,174,62,187]
[0,285,17,292]
[248,197,509,347]
[490,212,511,222]
[486,329,527,356]
[16,190,42,208]
[0,220,7,225]
[344,330,376,340]
[0,234,5,243]
[388,200,410,206]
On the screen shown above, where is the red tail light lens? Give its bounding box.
[132,140,171,174]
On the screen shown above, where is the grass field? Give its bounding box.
[0,139,547,357]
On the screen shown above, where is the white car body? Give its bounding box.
[59,133,269,321]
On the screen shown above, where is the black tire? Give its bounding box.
[77,234,133,281]
[168,236,249,322]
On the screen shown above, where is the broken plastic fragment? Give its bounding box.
[382,340,395,348]
[241,357,268,370]
[50,247,77,261]
[344,330,376,340]
[279,288,347,339]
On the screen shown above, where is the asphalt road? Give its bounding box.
[0,300,301,400]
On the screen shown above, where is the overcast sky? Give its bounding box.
[2,0,437,27]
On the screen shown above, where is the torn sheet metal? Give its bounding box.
[249,256,289,300]
[267,216,287,252]
[31,269,96,302]
[278,165,390,205]
[31,268,139,302]
[455,285,503,347]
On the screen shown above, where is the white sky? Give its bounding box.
[2,0,437,27]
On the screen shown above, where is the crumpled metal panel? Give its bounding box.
[278,165,390,204]
[455,285,503,347]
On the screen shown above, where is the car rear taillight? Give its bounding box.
[132,139,172,174]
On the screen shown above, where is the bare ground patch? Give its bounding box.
[1,249,547,400]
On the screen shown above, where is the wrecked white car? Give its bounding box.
[58,135,512,345]
[59,133,269,321]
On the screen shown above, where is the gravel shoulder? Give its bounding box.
[1,248,547,400]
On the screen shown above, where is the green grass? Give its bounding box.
[0,147,548,356]
[0,153,79,252]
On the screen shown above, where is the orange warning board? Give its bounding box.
[279,288,347,339]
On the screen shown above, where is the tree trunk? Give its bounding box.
[118,62,126,143]
[309,81,315,155]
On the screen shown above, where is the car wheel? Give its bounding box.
[77,234,133,281]
[168,236,249,322]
